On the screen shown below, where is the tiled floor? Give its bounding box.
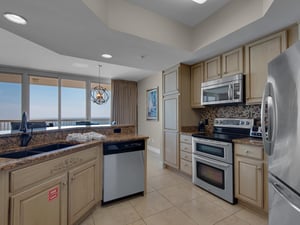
[80,151,268,225]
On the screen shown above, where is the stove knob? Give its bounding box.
[215,120,219,124]
[246,121,250,125]
[240,121,245,125]
[219,120,223,124]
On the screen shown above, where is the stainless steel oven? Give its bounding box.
[192,137,234,203]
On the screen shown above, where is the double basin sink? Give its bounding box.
[0,143,76,159]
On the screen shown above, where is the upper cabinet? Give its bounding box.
[163,67,178,96]
[245,31,287,104]
[204,47,244,82]
[204,56,221,81]
[222,47,244,77]
[191,63,204,108]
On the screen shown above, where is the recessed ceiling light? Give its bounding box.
[192,0,207,4]
[101,54,112,59]
[3,13,27,25]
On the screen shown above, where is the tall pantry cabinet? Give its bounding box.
[162,64,199,169]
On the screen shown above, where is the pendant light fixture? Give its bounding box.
[91,65,109,105]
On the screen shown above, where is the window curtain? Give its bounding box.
[111,80,137,125]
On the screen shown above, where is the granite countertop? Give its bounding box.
[0,134,148,171]
[233,137,263,147]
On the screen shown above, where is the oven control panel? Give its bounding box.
[214,118,253,129]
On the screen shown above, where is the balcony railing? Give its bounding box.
[0,118,110,131]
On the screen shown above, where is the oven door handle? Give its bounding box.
[193,139,231,147]
[193,154,231,168]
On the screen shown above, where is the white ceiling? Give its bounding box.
[126,0,232,27]
[0,0,300,81]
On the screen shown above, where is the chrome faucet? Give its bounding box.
[20,112,32,147]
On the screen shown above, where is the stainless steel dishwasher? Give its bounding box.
[102,140,145,203]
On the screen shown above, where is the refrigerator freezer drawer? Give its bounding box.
[269,175,300,225]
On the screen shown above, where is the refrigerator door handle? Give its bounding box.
[269,174,300,213]
[261,83,277,156]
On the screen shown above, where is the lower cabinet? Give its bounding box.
[234,143,267,211]
[10,174,68,225]
[68,160,99,225]
[164,131,179,169]
[179,134,192,176]
[9,145,101,225]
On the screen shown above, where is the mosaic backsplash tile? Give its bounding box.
[198,104,261,133]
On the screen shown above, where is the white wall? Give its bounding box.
[137,73,162,154]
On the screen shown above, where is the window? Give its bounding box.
[30,76,58,121]
[0,73,22,131]
[91,82,111,124]
[61,79,86,122]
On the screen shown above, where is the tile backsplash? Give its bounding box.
[199,104,261,133]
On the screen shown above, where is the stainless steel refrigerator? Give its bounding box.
[261,40,300,225]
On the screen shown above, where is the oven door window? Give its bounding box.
[195,143,224,157]
[196,161,225,189]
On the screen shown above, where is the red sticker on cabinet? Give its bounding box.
[48,187,59,201]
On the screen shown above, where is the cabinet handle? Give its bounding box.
[62,181,67,186]
[245,150,249,154]
[257,167,262,171]
[71,176,76,181]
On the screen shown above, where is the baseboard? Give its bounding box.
[147,145,160,154]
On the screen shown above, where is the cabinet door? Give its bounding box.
[68,160,99,225]
[235,156,263,208]
[204,56,221,81]
[164,131,179,169]
[222,47,244,76]
[10,174,68,225]
[191,63,204,108]
[245,31,287,104]
[163,95,178,130]
[163,67,178,96]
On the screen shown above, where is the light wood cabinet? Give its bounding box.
[164,131,179,168]
[245,31,287,104]
[204,56,221,81]
[234,143,267,211]
[10,174,68,225]
[8,145,101,225]
[163,68,178,96]
[162,64,199,169]
[179,134,192,176]
[222,47,244,77]
[191,63,204,108]
[68,160,99,225]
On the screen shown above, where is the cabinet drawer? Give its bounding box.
[180,135,192,144]
[180,159,192,176]
[180,143,192,153]
[180,151,192,162]
[235,144,263,160]
[10,146,100,193]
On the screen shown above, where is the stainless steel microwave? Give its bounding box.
[201,74,244,106]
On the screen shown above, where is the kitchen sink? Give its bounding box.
[0,143,77,159]
[29,143,75,153]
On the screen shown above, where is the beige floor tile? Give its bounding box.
[144,207,198,225]
[203,193,242,214]
[214,215,251,225]
[93,202,141,225]
[148,173,185,190]
[178,195,235,225]
[129,191,172,218]
[234,209,268,225]
[127,219,147,225]
[146,184,156,193]
[158,182,206,205]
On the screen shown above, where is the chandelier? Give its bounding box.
[91,65,110,105]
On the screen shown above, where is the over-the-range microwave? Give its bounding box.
[201,73,245,106]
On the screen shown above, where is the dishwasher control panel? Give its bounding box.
[103,140,145,155]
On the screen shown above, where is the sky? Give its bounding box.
[0,82,110,121]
